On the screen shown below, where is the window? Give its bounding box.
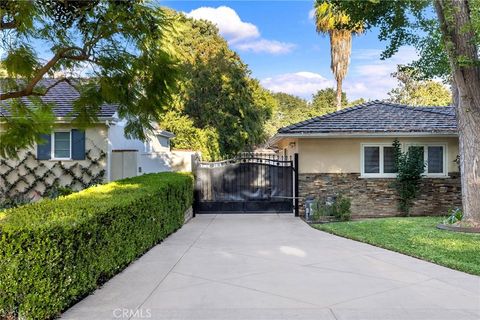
[364,146,380,173]
[144,141,152,153]
[361,144,398,177]
[408,144,446,176]
[53,131,71,159]
[157,135,170,148]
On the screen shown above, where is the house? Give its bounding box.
[0,79,191,200]
[269,100,462,217]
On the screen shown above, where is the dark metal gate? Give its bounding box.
[194,153,298,214]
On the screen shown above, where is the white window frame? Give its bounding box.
[406,143,448,177]
[360,143,398,178]
[51,130,72,160]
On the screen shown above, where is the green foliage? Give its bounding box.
[159,111,221,161]
[264,92,309,137]
[392,139,426,215]
[314,217,480,275]
[444,207,464,225]
[0,172,193,319]
[330,0,451,80]
[265,89,366,137]
[311,88,348,114]
[0,195,32,211]
[335,194,352,221]
[0,97,56,158]
[162,11,273,159]
[388,66,452,106]
[44,183,74,199]
[310,194,351,222]
[1,1,178,157]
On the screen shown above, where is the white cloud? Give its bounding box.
[261,71,334,98]
[261,46,420,101]
[345,46,419,100]
[308,8,315,20]
[186,6,295,55]
[235,39,296,54]
[187,6,259,43]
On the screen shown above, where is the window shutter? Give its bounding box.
[71,129,86,160]
[37,134,52,160]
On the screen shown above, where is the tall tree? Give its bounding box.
[333,0,480,225]
[160,10,273,159]
[0,0,177,158]
[388,66,452,106]
[313,1,362,111]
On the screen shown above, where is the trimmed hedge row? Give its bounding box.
[0,172,193,319]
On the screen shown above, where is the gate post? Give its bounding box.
[294,153,299,217]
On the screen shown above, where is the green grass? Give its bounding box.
[313,217,480,275]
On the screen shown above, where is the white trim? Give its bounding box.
[360,143,398,178]
[51,130,72,160]
[405,142,448,177]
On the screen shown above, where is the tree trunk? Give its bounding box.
[435,0,480,223]
[336,78,343,111]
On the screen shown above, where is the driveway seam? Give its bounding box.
[172,270,322,308]
[128,214,217,320]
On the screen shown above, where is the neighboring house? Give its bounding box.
[269,100,462,217]
[0,79,183,200]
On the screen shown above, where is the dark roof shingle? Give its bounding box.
[0,79,117,119]
[278,100,457,135]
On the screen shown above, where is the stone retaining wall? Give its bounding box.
[299,173,462,217]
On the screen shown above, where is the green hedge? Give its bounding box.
[0,172,193,319]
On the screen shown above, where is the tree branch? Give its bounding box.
[0,47,84,100]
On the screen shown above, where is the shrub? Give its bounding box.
[392,139,425,215]
[44,183,74,199]
[310,194,351,222]
[444,207,463,225]
[0,195,32,211]
[0,172,193,320]
[334,194,351,221]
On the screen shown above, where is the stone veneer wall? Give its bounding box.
[299,173,462,217]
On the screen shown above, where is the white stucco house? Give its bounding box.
[0,79,194,200]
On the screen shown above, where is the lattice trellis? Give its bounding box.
[0,144,106,200]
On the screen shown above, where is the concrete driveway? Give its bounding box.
[63,214,480,320]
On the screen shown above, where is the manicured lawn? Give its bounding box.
[313,217,480,275]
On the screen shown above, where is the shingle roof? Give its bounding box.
[278,100,457,135]
[0,79,117,119]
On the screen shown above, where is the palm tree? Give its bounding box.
[314,1,362,111]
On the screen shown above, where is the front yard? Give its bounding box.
[313,217,480,275]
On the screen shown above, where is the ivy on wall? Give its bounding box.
[0,145,106,200]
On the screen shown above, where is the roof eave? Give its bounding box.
[269,131,459,146]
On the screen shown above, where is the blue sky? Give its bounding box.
[162,0,419,101]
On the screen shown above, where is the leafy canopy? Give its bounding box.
[264,89,366,138]
[159,10,273,160]
[0,0,178,158]
[329,0,451,79]
[388,65,452,106]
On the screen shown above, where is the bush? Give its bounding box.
[334,194,351,221]
[392,139,426,215]
[310,194,351,222]
[443,207,463,225]
[0,172,193,319]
